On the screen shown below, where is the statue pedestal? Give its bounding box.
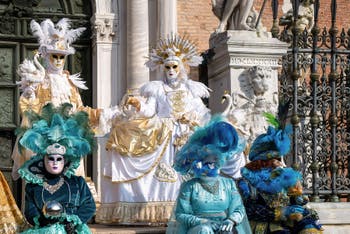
[207,30,288,114]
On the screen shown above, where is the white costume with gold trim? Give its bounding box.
[99,79,211,224]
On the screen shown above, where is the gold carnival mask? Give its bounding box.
[49,53,66,69]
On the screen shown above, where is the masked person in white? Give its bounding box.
[100,34,211,224]
[12,18,117,181]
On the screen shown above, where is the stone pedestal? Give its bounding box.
[208,30,288,114]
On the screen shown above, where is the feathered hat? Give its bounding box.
[249,100,292,161]
[17,103,95,184]
[30,18,85,56]
[145,34,203,72]
[174,115,246,176]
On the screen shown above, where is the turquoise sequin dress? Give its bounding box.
[174,176,252,234]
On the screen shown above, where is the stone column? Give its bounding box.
[149,0,177,81]
[126,0,149,90]
[90,0,119,203]
[158,0,177,37]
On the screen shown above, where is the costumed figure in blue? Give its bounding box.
[168,116,252,234]
[237,108,323,234]
[17,103,96,234]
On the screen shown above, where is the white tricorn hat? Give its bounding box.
[30,18,86,56]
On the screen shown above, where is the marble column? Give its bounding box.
[126,0,149,90]
[90,0,119,204]
[150,0,178,81]
[158,0,177,37]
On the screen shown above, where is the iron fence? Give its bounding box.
[272,0,350,202]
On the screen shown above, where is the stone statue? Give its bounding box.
[280,0,314,34]
[222,66,277,146]
[211,0,255,32]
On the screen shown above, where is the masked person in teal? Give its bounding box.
[169,116,252,234]
[17,103,96,234]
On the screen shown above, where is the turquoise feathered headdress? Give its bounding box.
[174,115,245,175]
[18,103,95,184]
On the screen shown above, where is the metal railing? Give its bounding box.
[272,0,350,202]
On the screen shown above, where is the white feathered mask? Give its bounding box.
[145,34,203,71]
[30,18,86,56]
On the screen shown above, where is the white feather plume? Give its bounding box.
[66,27,86,45]
[185,79,211,98]
[69,73,88,90]
[30,20,45,45]
[30,18,85,56]
[17,54,45,84]
[140,81,165,98]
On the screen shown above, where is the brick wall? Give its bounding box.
[177,0,350,80]
[178,0,350,54]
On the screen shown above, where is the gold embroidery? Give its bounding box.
[154,163,178,182]
[43,177,65,194]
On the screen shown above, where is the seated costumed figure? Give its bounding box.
[168,116,252,234]
[237,108,323,233]
[17,103,96,234]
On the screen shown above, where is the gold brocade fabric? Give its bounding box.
[19,76,84,116]
[0,171,28,233]
[106,116,172,156]
[95,201,175,224]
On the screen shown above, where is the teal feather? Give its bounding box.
[39,103,56,123]
[47,125,64,142]
[19,131,47,154]
[57,102,74,118]
[17,103,96,181]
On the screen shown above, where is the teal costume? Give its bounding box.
[17,103,96,234]
[168,116,252,234]
[176,176,251,233]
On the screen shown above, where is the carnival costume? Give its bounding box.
[99,35,211,224]
[0,170,28,233]
[237,111,323,233]
[167,116,252,234]
[17,103,96,234]
[12,18,116,180]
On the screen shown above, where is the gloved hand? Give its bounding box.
[63,221,76,234]
[220,219,235,232]
[38,215,60,227]
[199,218,220,231]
